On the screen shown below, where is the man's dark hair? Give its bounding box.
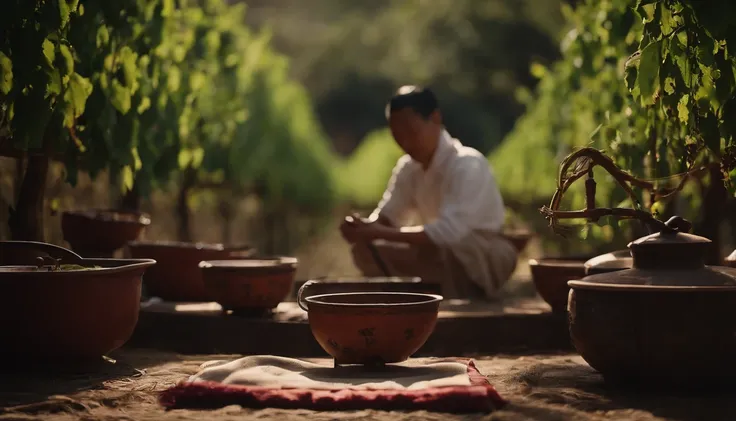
[385,85,439,120]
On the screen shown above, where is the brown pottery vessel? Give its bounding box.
[62,209,150,256]
[568,216,736,388]
[128,241,255,302]
[528,256,590,312]
[200,257,297,312]
[0,255,155,360]
[298,284,443,366]
[292,276,442,300]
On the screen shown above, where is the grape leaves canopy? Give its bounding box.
[0,0,339,240]
[492,0,736,251]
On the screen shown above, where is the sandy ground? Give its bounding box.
[2,349,733,421]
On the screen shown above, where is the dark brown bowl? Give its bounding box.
[62,209,150,256]
[127,241,255,302]
[0,258,155,360]
[200,257,297,311]
[299,291,442,366]
[292,277,442,300]
[529,256,590,312]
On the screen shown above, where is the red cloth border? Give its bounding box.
[159,359,507,413]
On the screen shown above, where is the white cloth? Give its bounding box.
[370,129,518,298]
[187,356,472,390]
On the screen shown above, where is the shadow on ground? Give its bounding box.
[502,361,736,421]
[0,348,183,411]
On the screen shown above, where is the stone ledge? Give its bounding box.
[127,298,572,356]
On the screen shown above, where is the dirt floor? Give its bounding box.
[2,349,733,421]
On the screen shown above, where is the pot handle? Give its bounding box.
[297,279,318,312]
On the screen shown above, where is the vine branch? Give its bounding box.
[540,147,717,236]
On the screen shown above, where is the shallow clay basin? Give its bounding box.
[128,241,255,302]
[62,209,151,256]
[292,277,442,300]
[528,256,590,312]
[200,257,297,312]
[0,258,155,360]
[298,290,443,366]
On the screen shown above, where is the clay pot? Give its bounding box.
[298,284,442,365]
[127,241,255,302]
[200,257,297,312]
[62,209,150,256]
[502,229,533,253]
[568,216,736,387]
[0,257,155,360]
[292,277,442,300]
[528,256,590,312]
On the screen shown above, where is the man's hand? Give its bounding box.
[340,214,380,243]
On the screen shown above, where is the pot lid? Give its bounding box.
[569,216,736,289]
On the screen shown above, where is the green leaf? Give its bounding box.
[110,79,132,114]
[57,0,79,28]
[663,77,675,95]
[677,94,690,123]
[63,73,93,126]
[137,96,151,114]
[56,44,74,76]
[42,39,56,68]
[0,52,12,95]
[96,26,110,48]
[121,165,135,193]
[636,40,662,105]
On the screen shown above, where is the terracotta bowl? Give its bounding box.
[529,256,590,312]
[0,258,155,360]
[292,277,442,300]
[502,230,533,254]
[298,289,443,365]
[199,257,297,312]
[127,241,255,302]
[62,210,151,256]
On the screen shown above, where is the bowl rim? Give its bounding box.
[199,257,298,270]
[0,258,156,276]
[298,276,422,284]
[62,209,152,226]
[304,291,443,307]
[127,240,255,252]
[568,280,736,291]
[529,257,590,267]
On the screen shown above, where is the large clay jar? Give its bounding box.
[200,257,297,312]
[298,284,442,366]
[0,257,156,360]
[568,216,736,388]
[127,241,255,302]
[62,209,150,257]
[528,256,589,312]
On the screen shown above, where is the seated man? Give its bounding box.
[339,86,518,300]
